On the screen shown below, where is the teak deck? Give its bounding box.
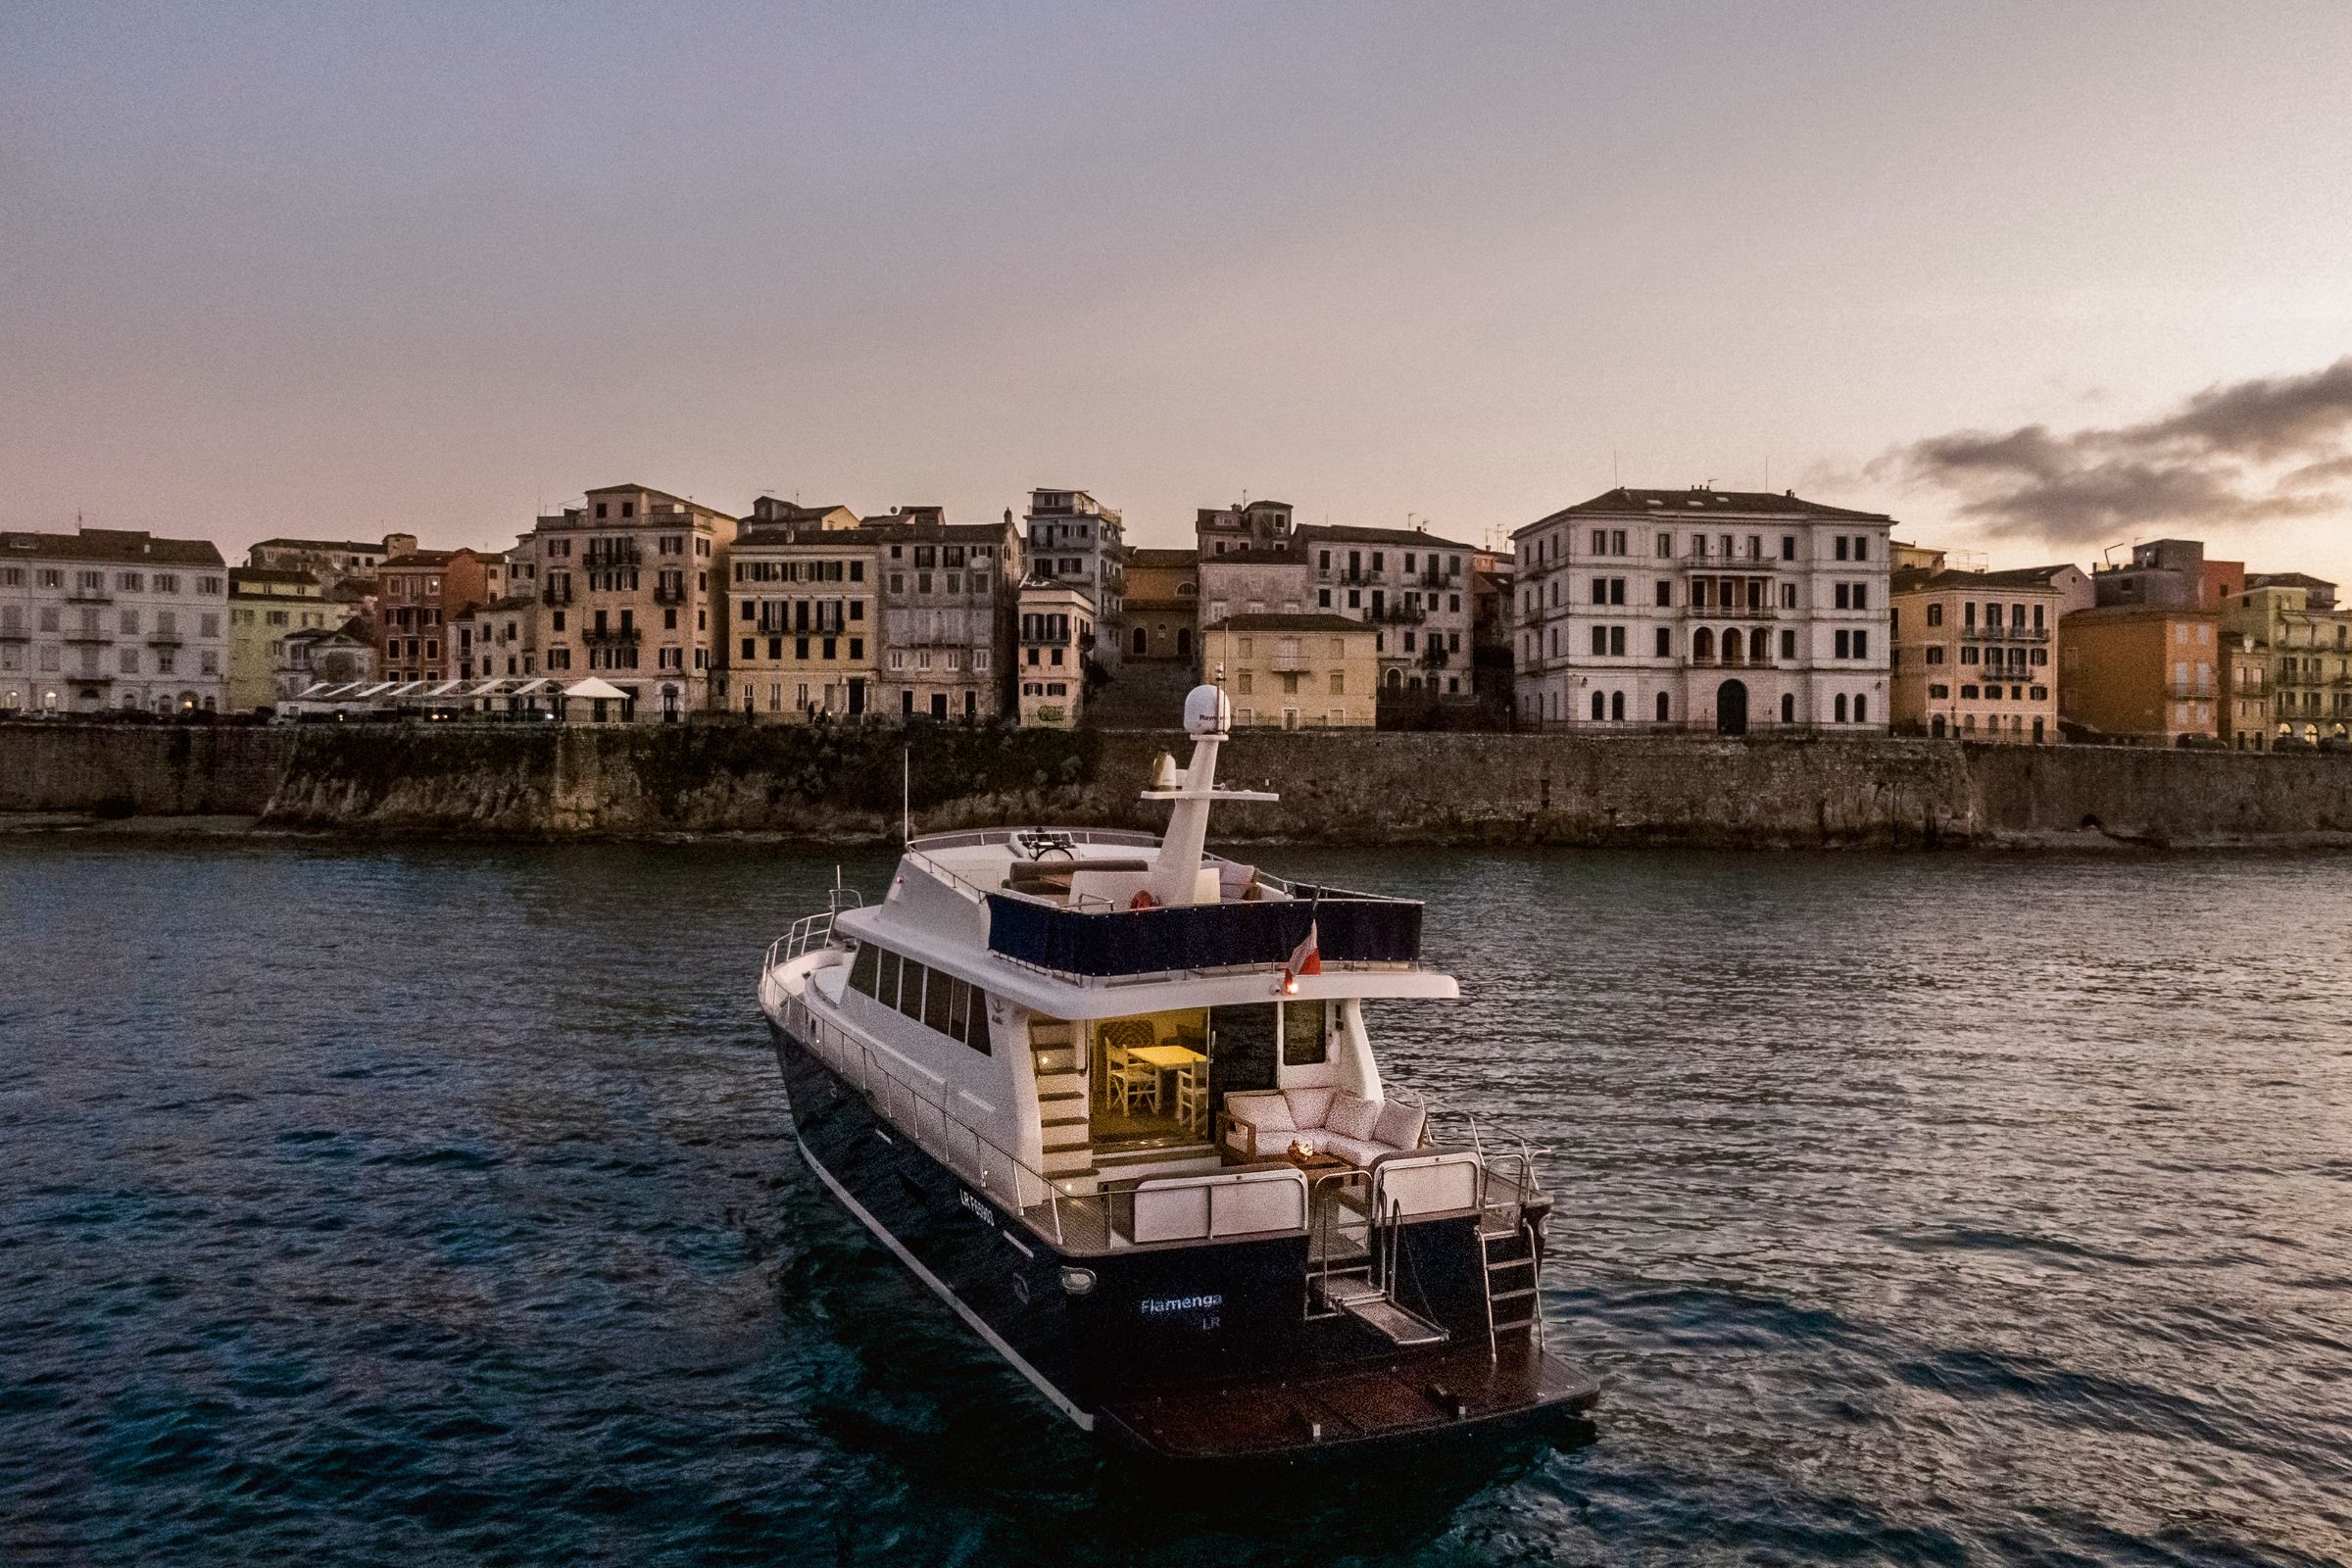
[1095,1338,1599,1462]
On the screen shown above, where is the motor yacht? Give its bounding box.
[756,684,1598,1460]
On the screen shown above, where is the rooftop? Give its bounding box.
[1893,564,2082,593]
[1517,487,1892,537]
[251,537,390,555]
[0,527,224,567]
[1127,547,1198,570]
[1298,521,1480,553]
[229,566,323,588]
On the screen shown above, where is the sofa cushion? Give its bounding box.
[1228,1091,1295,1134]
[1372,1099,1426,1152]
[1327,1091,1381,1141]
[1283,1086,1336,1130]
[1317,1133,1388,1167]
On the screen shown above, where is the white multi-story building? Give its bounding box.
[1023,489,1123,670]
[1513,487,1893,734]
[1298,524,1479,701]
[0,527,230,716]
[1015,579,1093,727]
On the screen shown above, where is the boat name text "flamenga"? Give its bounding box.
[958,1189,997,1228]
[1138,1294,1225,1315]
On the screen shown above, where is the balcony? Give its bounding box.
[1374,603,1426,625]
[2165,682,2218,701]
[583,543,644,567]
[1698,602,1778,621]
[147,631,183,647]
[541,584,574,607]
[65,589,113,605]
[1962,626,2050,642]
[0,627,27,642]
[652,580,688,605]
[63,631,114,645]
[581,623,642,645]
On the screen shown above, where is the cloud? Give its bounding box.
[1874,356,2352,547]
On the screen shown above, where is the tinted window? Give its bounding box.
[1208,1004,1279,1096]
[1282,1001,1329,1066]
[962,993,992,1054]
[876,950,902,1008]
[898,961,926,1020]
[924,969,956,1036]
[849,944,880,996]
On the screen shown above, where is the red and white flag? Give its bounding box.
[1284,920,1322,983]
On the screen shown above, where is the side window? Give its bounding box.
[1282,1001,1329,1066]
[898,961,927,1021]
[849,943,880,996]
[876,950,902,1009]
[924,968,956,1036]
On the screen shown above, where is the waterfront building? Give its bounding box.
[524,485,735,722]
[2218,629,2271,750]
[2223,572,2352,746]
[1192,501,1482,702]
[2057,605,2222,744]
[226,567,331,714]
[1888,555,2090,741]
[2090,537,2245,611]
[246,533,413,594]
[1200,612,1377,727]
[1023,489,1124,670]
[0,526,228,716]
[1298,523,1479,701]
[1122,548,1200,665]
[275,618,374,700]
[1015,579,1093,727]
[728,502,885,721]
[877,509,1019,722]
[451,594,539,682]
[375,548,509,685]
[1512,487,1893,734]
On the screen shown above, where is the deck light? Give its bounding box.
[1058,1266,1097,1296]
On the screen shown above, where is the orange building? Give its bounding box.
[2057,605,2222,745]
[376,548,508,683]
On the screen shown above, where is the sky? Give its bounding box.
[6,2,2352,578]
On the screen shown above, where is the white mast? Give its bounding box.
[1140,683,1276,906]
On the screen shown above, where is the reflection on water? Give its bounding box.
[2,837,2349,1565]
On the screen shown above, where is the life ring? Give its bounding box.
[1129,889,1156,909]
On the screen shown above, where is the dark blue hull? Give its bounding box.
[771,1017,1598,1458]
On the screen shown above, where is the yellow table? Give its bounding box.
[1128,1044,1207,1119]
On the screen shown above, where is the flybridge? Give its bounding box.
[983,882,1423,978]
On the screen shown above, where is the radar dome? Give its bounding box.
[1182,684,1231,738]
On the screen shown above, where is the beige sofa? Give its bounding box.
[1220,1087,1429,1168]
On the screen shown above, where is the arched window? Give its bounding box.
[1853,694,1868,724]
[1749,628,1771,663]
[1610,690,1625,721]
[1780,693,1794,723]
[1591,690,1605,721]
[1692,628,1714,662]
[1722,630,1742,666]
[1835,693,1849,722]
[1655,691,1670,724]
[1132,626,1148,656]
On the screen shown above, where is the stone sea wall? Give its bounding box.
[3,720,2350,848]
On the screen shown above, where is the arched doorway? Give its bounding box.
[1716,679,1748,736]
[1176,627,1192,661]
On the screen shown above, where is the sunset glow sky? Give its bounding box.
[8,3,2352,577]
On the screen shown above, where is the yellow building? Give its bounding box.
[2222,573,2352,747]
[727,506,882,721]
[1123,547,1199,665]
[1889,560,2089,741]
[226,567,329,714]
[1200,613,1377,728]
[2058,606,2221,745]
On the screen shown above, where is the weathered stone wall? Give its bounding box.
[4,719,2350,847]
[0,723,295,815]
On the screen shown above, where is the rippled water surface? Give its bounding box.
[4,836,2351,1566]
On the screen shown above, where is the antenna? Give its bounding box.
[1612,451,1619,487]
[902,748,911,845]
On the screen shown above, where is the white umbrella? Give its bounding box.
[562,677,631,700]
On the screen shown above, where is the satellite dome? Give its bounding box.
[1182,684,1231,739]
